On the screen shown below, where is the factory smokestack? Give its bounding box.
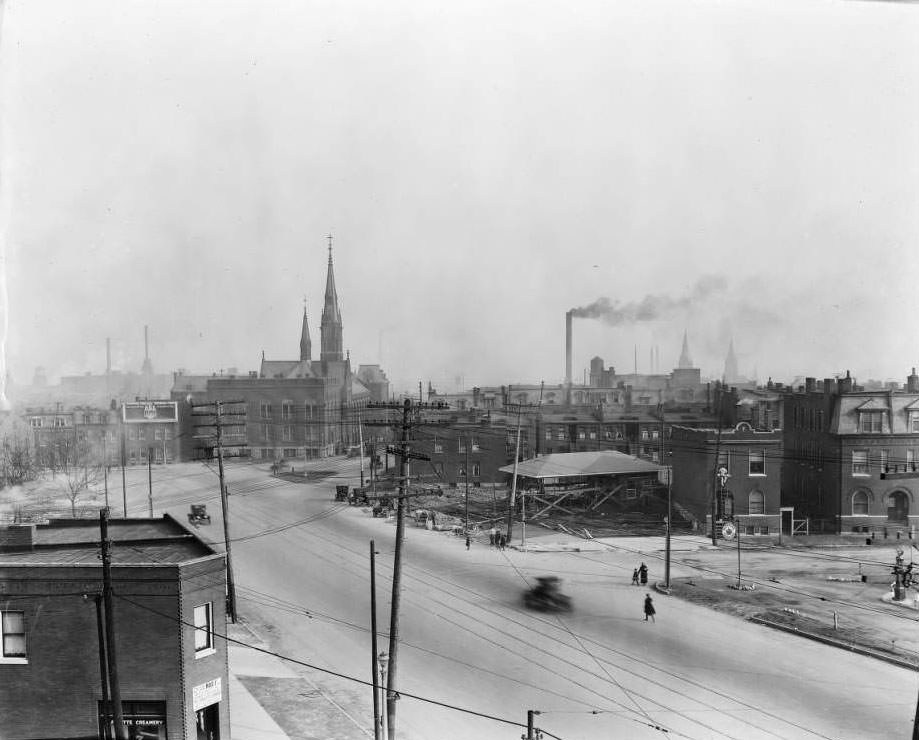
[565,310,573,386]
[106,337,111,375]
[140,326,153,375]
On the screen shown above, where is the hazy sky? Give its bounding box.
[1,0,917,395]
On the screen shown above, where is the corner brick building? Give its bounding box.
[0,515,228,739]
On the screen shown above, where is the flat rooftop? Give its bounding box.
[0,515,218,565]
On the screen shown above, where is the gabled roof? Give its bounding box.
[259,360,318,379]
[499,451,663,480]
[855,398,890,411]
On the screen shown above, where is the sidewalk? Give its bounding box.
[227,621,296,740]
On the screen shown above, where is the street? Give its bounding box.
[130,460,917,740]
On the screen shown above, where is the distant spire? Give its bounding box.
[321,236,344,361]
[723,338,739,384]
[678,330,693,369]
[300,298,312,362]
[140,325,154,375]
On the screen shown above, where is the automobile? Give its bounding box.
[523,576,572,612]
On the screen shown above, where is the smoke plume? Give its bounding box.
[570,274,728,325]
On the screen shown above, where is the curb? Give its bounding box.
[749,616,918,671]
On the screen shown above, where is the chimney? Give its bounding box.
[144,325,149,361]
[824,378,838,395]
[565,311,573,386]
[908,368,919,393]
[838,370,854,394]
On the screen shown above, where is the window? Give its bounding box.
[556,429,565,441]
[717,450,731,473]
[472,463,481,477]
[852,490,869,515]
[749,450,765,476]
[748,490,765,515]
[545,430,552,441]
[53,417,66,428]
[282,401,294,420]
[29,417,43,428]
[260,402,272,419]
[641,429,649,440]
[911,413,919,433]
[283,425,292,442]
[1,611,26,661]
[164,429,172,440]
[458,439,467,453]
[578,430,586,440]
[471,438,480,452]
[193,603,214,655]
[154,428,163,440]
[852,450,869,476]
[877,449,889,472]
[859,412,884,433]
[433,440,443,454]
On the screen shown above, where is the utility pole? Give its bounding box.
[736,519,742,588]
[190,399,247,623]
[120,421,127,517]
[147,446,153,517]
[359,411,366,490]
[711,389,725,546]
[370,540,381,740]
[464,434,470,544]
[506,403,524,542]
[526,709,541,740]
[94,594,111,740]
[365,398,444,740]
[100,509,127,740]
[386,398,412,740]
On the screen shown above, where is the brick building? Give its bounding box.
[784,370,919,536]
[0,515,229,739]
[670,423,783,535]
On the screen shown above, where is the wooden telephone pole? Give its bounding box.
[190,399,247,623]
[365,398,446,740]
[100,509,127,740]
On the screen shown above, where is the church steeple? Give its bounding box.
[320,235,344,361]
[723,338,739,384]
[299,298,312,362]
[678,330,693,369]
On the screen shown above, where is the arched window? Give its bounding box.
[852,490,869,516]
[748,490,765,515]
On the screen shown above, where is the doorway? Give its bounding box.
[887,491,909,523]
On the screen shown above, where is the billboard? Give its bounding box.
[122,401,178,424]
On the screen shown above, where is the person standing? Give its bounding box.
[644,593,656,622]
[639,562,648,585]
[466,534,471,550]
[489,526,497,547]
[498,532,506,550]
[631,568,640,586]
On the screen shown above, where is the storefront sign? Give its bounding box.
[193,677,222,711]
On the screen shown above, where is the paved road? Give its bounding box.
[139,461,918,740]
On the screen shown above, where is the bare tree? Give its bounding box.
[48,433,102,517]
[0,415,37,487]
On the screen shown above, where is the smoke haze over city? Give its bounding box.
[1,0,917,396]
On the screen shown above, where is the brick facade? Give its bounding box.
[0,517,228,740]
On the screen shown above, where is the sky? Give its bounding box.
[0,0,917,397]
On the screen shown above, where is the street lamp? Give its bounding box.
[378,652,389,740]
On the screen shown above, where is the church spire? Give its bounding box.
[723,338,739,384]
[678,330,693,369]
[300,298,312,362]
[320,234,344,361]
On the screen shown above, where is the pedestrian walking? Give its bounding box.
[639,562,648,585]
[489,526,497,547]
[498,532,506,550]
[465,534,471,550]
[644,593,656,622]
[631,568,639,586]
